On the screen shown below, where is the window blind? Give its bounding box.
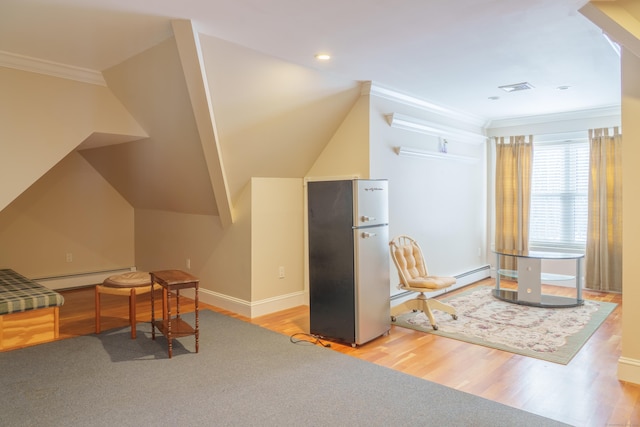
[529,139,589,250]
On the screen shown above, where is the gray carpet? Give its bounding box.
[1,310,569,427]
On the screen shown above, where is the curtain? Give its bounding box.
[585,127,622,292]
[494,136,533,270]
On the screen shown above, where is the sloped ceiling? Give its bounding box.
[2,1,627,218]
[79,37,218,215]
[79,32,361,213]
[198,35,362,203]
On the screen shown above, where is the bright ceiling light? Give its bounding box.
[314,53,331,61]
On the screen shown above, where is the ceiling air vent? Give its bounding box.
[498,82,535,93]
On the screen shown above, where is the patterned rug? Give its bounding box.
[393,286,617,364]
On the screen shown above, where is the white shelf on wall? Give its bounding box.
[386,112,487,145]
[395,146,479,163]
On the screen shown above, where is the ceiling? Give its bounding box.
[0,0,622,123]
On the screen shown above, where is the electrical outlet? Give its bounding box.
[66,253,73,262]
[278,266,285,279]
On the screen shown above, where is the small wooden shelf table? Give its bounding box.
[150,270,199,358]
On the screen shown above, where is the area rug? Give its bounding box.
[393,286,616,364]
[0,309,569,427]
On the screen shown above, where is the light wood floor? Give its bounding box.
[58,279,638,427]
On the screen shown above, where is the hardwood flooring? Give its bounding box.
[58,279,639,427]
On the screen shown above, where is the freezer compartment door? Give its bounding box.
[354,180,388,228]
[354,225,390,344]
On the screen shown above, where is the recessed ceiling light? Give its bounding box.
[498,82,535,93]
[557,85,571,91]
[314,53,331,61]
[488,96,500,101]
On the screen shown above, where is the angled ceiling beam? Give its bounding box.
[171,19,234,227]
[580,1,640,59]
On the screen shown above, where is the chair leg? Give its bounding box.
[129,289,137,339]
[421,302,438,330]
[95,286,101,334]
[390,299,422,319]
[428,299,457,317]
[391,292,457,330]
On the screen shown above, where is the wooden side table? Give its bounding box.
[150,270,199,358]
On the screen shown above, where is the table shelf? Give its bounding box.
[152,318,195,338]
[494,250,584,308]
[497,269,575,282]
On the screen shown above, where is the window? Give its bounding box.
[529,139,589,250]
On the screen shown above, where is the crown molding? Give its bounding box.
[487,105,621,129]
[361,81,487,128]
[0,50,106,86]
[486,105,622,138]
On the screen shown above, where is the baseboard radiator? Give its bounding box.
[390,264,491,304]
[34,267,136,290]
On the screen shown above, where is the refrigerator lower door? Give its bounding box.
[354,225,390,344]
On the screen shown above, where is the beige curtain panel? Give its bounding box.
[494,135,533,270]
[586,127,622,292]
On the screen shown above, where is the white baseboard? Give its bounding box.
[201,266,490,319]
[34,267,136,290]
[199,288,306,319]
[618,357,640,386]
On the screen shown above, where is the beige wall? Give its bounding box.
[0,151,134,278]
[619,47,640,384]
[0,67,146,212]
[306,94,371,179]
[250,177,304,301]
[133,177,305,318]
[133,208,243,296]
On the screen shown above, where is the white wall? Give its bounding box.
[368,94,489,297]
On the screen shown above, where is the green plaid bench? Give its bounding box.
[0,269,64,315]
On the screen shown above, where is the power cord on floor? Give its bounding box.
[289,332,331,347]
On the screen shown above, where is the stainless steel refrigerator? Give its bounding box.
[307,179,390,346]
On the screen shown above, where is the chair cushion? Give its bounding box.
[406,275,455,290]
[394,244,427,279]
[102,272,151,288]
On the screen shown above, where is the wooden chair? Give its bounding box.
[389,235,457,330]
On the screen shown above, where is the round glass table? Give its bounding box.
[493,249,584,308]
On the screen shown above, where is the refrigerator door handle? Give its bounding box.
[360,216,376,223]
[361,231,377,239]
